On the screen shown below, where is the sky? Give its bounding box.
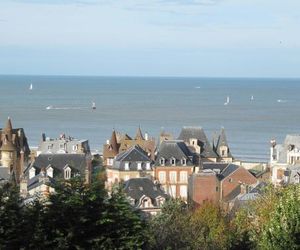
[0,0,299,77]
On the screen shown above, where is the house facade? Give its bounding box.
[270,134,300,185]
[103,127,156,167]
[21,154,92,198]
[189,163,257,206]
[106,145,154,189]
[124,177,169,216]
[36,133,90,156]
[177,126,233,163]
[154,140,196,200]
[0,117,30,184]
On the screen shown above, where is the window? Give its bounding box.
[29,167,36,179]
[168,185,176,198]
[170,158,176,166]
[221,150,225,156]
[124,162,130,170]
[137,162,142,170]
[180,171,187,183]
[158,171,166,183]
[159,158,165,166]
[169,171,177,183]
[146,162,151,170]
[181,158,186,166]
[48,144,53,150]
[59,144,64,149]
[64,166,71,180]
[229,178,233,183]
[216,186,219,192]
[47,166,53,178]
[180,185,187,198]
[72,145,78,151]
[107,158,113,166]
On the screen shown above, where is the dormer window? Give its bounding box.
[124,162,130,170]
[72,145,78,151]
[170,157,176,166]
[181,158,186,166]
[29,167,36,179]
[47,166,53,178]
[48,144,53,150]
[146,162,151,170]
[159,158,165,166]
[64,166,71,179]
[137,162,142,170]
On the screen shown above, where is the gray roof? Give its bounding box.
[124,178,168,206]
[214,128,233,158]
[284,134,300,148]
[155,140,194,166]
[111,145,152,171]
[26,154,87,178]
[37,134,90,154]
[219,164,239,180]
[27,173,56,191]
[178,126,218,158]
[202,162,229,173]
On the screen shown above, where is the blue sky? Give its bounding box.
[0,0,299,77]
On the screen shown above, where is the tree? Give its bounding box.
[260,184,300,249]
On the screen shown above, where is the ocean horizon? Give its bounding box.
[1,74,300,162]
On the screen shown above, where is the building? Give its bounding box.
[154,140,196,200]
[21,154,92,198]
[213,128,233,162]
[0,117,30,184]
[270,134,300,185]
[189,163,258,206]
[178,126,233,163]
[36,133,90,156]
[124,177,169,216]
[103,127,156,167]
[106,145,153,189]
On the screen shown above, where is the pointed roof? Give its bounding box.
[4,117,13,132]
[135,126,144,140]
[215,128,232,158]
[109,130,119,154]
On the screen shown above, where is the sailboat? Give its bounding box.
[92,102,96,110]
[224,96,230,105]
[250,95,254,101]
[29,83,33,90]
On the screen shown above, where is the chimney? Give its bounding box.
[42,133,46,142]
[85,156,92,185]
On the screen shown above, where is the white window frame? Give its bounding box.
[64,166,71,180]
[158,171,166,183]
[124,162,130,171]
[181,158,186,166]
[169,171,177,183]
[170,157,176,166]
[146,162,151,170]
[137,162,142,170]
[159,158,165,166]
[47,166,53,178]
[180,171,187,183]
[180,185,187,198]
[29,167,36,179]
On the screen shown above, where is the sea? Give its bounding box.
[0,75,299,162]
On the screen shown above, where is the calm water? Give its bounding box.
[0,75,299,162]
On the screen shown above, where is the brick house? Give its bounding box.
[189,163,257,206]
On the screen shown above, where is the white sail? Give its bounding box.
[251,95,254,101]
[224,96,230,105]
[29,83,33,90]
[92,102,96,110]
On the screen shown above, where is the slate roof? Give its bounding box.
[177,126,218,158]
[202,162,229,173]
[26,154,87,178]
[27,173,56,191]
[124,178,168,206]
[214,128,233,158]
[219,164,239,180]
[155,140,195,166]
[111,145,152,171]
[284,134,300,148]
